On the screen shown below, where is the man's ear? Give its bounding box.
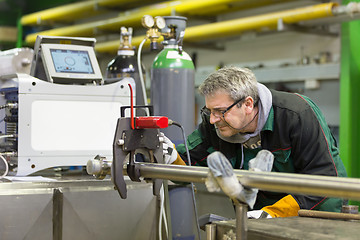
[244,96,255,113]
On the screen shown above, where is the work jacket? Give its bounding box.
[177,89,347,214]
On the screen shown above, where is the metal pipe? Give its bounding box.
[23,0,240,44]
[184,2,336,41]
[298,209,360,220]
[95,2,339,54]
[134,163,360,201]
[21,0,296,27]
[24,1,335,46]
[20,0,147,25]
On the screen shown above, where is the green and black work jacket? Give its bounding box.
[177,89,347,212]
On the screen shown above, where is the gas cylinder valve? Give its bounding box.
[141,15,166,50]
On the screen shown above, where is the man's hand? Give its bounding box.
[205,150,274,209]
[206,151,256,207]
[249,150,274,172]
[162,135,178,164]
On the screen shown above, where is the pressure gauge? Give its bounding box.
[154,16,166,29]
[141,15,154,28]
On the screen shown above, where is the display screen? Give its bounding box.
[50,49,95,74]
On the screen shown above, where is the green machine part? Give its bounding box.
[340,0,360,204]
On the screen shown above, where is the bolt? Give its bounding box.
[117,139,125,145]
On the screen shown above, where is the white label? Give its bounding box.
[166,50,192,61]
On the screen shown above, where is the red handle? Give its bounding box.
[135,116,169,129]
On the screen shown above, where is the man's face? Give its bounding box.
[205,91,252,137]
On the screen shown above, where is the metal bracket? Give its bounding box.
[112,117,164,199]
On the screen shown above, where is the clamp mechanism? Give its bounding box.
[112,84,169,199]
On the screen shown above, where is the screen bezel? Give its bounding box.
[41,43,103,84]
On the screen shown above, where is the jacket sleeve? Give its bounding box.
[287,94,345,210]
[176,126,212,167]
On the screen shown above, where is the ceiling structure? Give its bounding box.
[2,0,360,53]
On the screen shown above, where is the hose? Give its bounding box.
[159,185,169,240]
[0,134,17,139]
[0,155,9,178]
[137,38,150,116]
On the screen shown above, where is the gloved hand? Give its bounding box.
[205,150,274,209]
[248,150,274,172]
[162,135,178,164]
[205,170,243,199]
[206,151,257,207]
[247,210,272,219]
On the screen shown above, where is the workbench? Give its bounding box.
[0,172,157,240]
[211,216,360,239]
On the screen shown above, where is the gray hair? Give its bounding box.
[198,66,259,103]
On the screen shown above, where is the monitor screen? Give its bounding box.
[50,49,95,74]
[40,43,103,84]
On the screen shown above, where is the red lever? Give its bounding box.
[135,116,169,129]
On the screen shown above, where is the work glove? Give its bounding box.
[162,135,178,164]
[248,150,274,172]
[205,151,257,208]
[205,150,274,209]
[247,210,272,219]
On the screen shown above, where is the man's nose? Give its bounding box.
[209,113,221,124]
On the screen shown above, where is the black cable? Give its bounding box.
[170,120,202,240]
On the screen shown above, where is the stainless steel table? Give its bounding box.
[0,173,157,240]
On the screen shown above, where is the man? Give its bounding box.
[165,66,347,218]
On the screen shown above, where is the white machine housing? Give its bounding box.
[0,36,134,176]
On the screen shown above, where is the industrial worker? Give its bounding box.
[164,66,347,218]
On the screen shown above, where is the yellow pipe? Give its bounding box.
[21,0,121,25]
[95,2,338,54]
[21,0,295,26]
[24,0,251,45]
[184,2,338,42]
[20,0,154,25]
[192,0,297,16]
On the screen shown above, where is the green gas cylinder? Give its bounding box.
[151,16,195,145]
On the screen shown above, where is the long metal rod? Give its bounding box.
[133,163,360,201]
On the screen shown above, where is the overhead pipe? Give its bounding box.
[183,2,337,41]
[186,0,297,16]
[95,2,339,54]
[20,0,146,25]
[21,0,296,27]
[23,0,290,45]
